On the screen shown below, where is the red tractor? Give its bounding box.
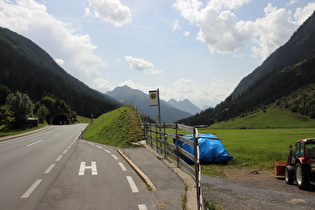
[285,138,315,190]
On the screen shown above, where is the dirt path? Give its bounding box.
[202,168,315,209]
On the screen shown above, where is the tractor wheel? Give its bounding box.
[296,163,311,190]
[285,165,294,185]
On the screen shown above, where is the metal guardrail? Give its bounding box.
[144,123,203,210]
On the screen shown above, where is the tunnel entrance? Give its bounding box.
[49,113,71,125]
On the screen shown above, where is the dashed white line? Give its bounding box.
[96,145,103,149]
[44,164,55,174]
[104,149,111,154]
[138,204,148,210]
[118,162,127,171]
[56,155,63,161]
[27,140,43,147]
[21,179,42,198]
[126,176,139,193]
[63,149,68,154]
[111,154,118,160]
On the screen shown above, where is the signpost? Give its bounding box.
[149,89,161,123]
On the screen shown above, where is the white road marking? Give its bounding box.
[63,149,68,154]
[56,155,63,161]
[138,204,148,210]
[96,145,103,149]
[104,149,111,154]
[88,142,95,146]
[54,133,60,136]
[44,164,55,174]
[111,154,118,160]
[126,176,139,193]
[67,146,71,149]
[27,140,43,147]
[78,162,97,176]
[21,179,42,198]
[118,162,127,171]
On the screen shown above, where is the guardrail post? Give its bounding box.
[193,126,202,210]
[175,123,179,167]
[163,123,167,159]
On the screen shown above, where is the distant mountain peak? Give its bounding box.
[167,98,201,115]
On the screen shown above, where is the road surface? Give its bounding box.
[0,124,158,210]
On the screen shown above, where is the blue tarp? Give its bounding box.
[175,133,233,163]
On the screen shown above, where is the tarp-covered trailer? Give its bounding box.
[175,133,233,163]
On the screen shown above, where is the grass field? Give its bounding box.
[196,108,315,176]
[209,108,315,129]
[82,106,144,147]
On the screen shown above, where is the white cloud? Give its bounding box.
[0,0,106,83]
[91,78,113,92]
[171,19,181,31]
[85,0,131,27]
[54,58,65,66]
[125,56,162,75]
[184,31,190,36]
[173,0,315,59]
[294,2,315,24]
[162,78,235,108]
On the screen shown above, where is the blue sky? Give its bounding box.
[1,0,314,108]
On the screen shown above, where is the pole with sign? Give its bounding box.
[149,89,161,123]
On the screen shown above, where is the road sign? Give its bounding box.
[149,90,158,106]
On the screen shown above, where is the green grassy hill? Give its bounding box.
[209,108,315,129]
[82,106,143,147]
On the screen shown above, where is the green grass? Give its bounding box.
[0,123,47,137]
[198,108,315,176]
[83,106,144,147]
[76,115,91,123]
[209,108,315,129]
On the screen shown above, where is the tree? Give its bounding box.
[5,91,33,128]
[0,105,14,129]
[37,104,49,123]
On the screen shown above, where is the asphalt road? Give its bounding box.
[0,124,157,210]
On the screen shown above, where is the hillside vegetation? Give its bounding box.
[83,106,144,147]
[209,108,315,129]
[0,27,120,118]
[180,11,315,126]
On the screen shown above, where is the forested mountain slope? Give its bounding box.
[180,11,315,126]
[0,27,120,117]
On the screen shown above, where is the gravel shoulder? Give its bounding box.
[202,168,315,209]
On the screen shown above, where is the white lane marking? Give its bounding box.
[44,164,55,174]
[78,162,97,176]
[111,154,118,160]
[27,140,43,147]
[104,149,111,154]
[63,149,68,154]
[55,133,60,136]
[75,133,81,140]
[96,145,103,149]
[138,204,148,210]
[56,155,63,161]
[126,176,139,193]
[118,162,127,171]
[88,142,95,146]
[67,146,71,149]
[21,179,42,198]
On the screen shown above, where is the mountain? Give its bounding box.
[0,27,120,117]
[167,99,201,115]
[180,11,315,125]
[106,86,193,122]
